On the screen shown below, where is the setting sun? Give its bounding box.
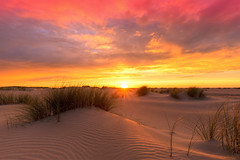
[121,83,128,88]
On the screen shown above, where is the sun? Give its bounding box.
[121,83,128,88]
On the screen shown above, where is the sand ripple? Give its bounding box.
[0,108,234,160]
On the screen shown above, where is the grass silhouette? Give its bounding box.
[16,87,116,123]
[136,86,148,96]
[187,87,205,98]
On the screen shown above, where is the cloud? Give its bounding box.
[2,0,240,55]
[1,0,128,25]
[0,0,240,87]
[137,0,240,53]
[0,10,170,72]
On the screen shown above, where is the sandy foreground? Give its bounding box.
[0,89,239,160]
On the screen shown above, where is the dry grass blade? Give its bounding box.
[166,115,182,157]
[187,125,197,157]
[195,104,223,141]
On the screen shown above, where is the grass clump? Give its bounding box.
[16,94,33,104]
[194,102,240,154]
[93,89,115,111]
[0,93,33,105]
[161,87,206,100]
[18,87,116,123]
[136,86,148,96]
[0,94,14,105]
[187,87,205,98]
[19,98,49,123]
[159,89,171,94]
[45,87,115,113]
[194,106,223,141]
[169,88,182,99]
[219,103,240,153]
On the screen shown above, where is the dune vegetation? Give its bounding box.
[136,86,149,96]
[22,87,115,123]
[169,88,182,99]
[162,87,205,99]
[0,93,32,105]
[1,87,116,123]
[194,102,240,154]
[187,87,205,98]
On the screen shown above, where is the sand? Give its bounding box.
[0,89,239,160]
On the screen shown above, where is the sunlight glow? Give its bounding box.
[121,83,128,88]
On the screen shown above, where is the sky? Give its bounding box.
[0,0,240,88]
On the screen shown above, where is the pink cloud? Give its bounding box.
[1,0,128,25]
[2,0,239,27]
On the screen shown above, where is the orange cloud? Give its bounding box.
[145,36,182,55]
[158,47,240,74]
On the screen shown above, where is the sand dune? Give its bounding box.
[0,90,239,160]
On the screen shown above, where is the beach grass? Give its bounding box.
[18,98,49,123]
[166,116,182,157]
[187,87,205,98]
[219,103,240,153]
[168,87,205,99]
[0,93,33,105]
[194,102,240,154]
[136,86,148,96]
[169,88,182,99]
[18,87,116,123]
